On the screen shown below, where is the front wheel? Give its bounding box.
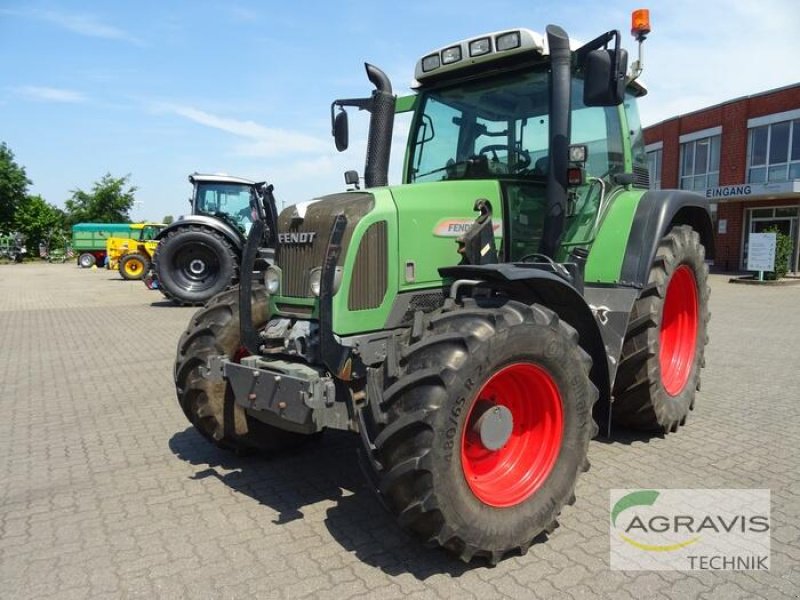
[119,253,149,280]
[153,226,239,305]
[612,225,710,432]
[365,299,598,563]
[174,285,310,453]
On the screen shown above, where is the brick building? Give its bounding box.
[643,83,800,272]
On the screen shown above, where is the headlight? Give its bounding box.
[309,268,322,297]
[265,266,281,294]
[309,266,343,297]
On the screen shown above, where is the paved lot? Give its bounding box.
[0,263,798,599]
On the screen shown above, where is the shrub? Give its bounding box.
[764,226,793,280]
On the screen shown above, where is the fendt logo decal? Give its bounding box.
[277,232,317,245]
[433,218,503,237]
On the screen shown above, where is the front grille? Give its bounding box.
[276,193,374,297]
[349,221,388,311]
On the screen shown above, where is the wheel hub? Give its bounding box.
[461,363,564,508]
[189,259,206,275]
[471,402,514,451]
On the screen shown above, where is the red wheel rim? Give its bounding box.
[461,363,564,508]
[659,265,699,396]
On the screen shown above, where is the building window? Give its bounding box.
[680,135,720,190]
[747,119,800,183]
[646,148,662,189]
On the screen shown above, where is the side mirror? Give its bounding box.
[583,47,628,107]
[334,110,349,152]
[344,170,360,189]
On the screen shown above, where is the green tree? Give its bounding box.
[14,194,66,256]
[162,214,174,225]
[0,142,31,231]
[65,173,136,225]
[764,226,793,280]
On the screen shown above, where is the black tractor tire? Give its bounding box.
[78,252,96,268]
[612,225,710,433]
[118,253,149,280]
[364,298,598,563]
[153,225,239,306]
[175,285,309,454]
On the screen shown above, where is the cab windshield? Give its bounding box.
[407,69,624,184]
[195,182,253,232]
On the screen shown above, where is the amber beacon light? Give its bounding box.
[629,9,651,80]
[631,9,651,41]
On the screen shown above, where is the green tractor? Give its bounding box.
[175,14,712,563]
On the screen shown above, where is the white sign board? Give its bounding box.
[747,232,776,272]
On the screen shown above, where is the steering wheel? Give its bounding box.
[477,145,531,172]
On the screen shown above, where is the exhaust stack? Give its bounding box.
[363,63,395,188]
[539,25,572,259]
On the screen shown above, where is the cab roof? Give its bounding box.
[188,173,255,186]
[412,27,646,96]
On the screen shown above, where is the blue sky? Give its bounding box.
[1,0,798,221]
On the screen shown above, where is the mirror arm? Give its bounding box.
[330,98,373,136]
[576,29,620,64]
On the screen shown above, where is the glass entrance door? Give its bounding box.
[743,206,798,271]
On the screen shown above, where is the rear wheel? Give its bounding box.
[175,285,309,453]
[78,253,96,268]
[153,225,239,305]
[119,253,149,280]
[364,298,598,563]
[612,225,710,432]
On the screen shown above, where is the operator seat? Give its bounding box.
[532,156,549,177]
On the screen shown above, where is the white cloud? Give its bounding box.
[2,8,143,45]
[15,86,87,103]
[163,104,329,157]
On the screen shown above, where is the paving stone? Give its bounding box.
[1,265,797,598]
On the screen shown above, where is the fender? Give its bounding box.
[619,190,714,287]
[155,215,245,253]
[439,263,612,406]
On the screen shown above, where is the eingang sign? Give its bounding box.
[705,181,800,200]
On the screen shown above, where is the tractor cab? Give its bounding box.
[403,28,647,264]
[189,173,257,235]
[138,223,163,241]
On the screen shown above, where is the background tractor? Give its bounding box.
[175,11,713,563]
[149,173,278,305]
[0,232,26,263]
[106,222,166,280]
